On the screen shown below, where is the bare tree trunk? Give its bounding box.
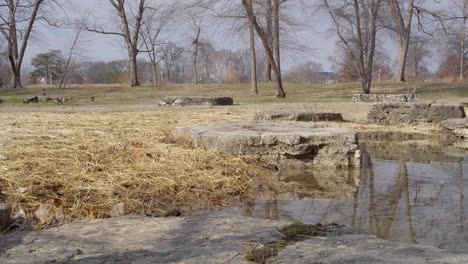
[3,0,45,88]
[249,16,258,95]
[192,27,200,84]
[389,0,413,82]
[242,0,285,98]
[59,21,84,89]
[461,0,467,80]
[264,0,273,82]
[128,48,140,86]
[324,0,380,94]
[152,63,158,85]
[10,69,21,88]
[273,0,282,90]
[394,38,410,81]
[86,0,145,87]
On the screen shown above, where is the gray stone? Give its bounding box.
[1,211,468,264]
[254,111,343,122]
[172,121,360,168]
[441,118,468,149]
[0,202,11,232]
[274,232,468,264]
[159,96,233,106]
[367,102,466,124]
[353,94,418,103]
[441,118,468,133]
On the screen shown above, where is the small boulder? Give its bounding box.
[368,102,466,124]
[108,203,126,217]
[0,202,11,231]
[159,96,233,106]
[441,119,468,148]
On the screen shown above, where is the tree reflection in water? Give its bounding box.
[239,142,468,252]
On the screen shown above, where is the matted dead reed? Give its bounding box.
[0,109,271,229]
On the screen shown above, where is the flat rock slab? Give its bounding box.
[441,118,468,149]
[368,102,466,124]
[1,211,467,264]
[0,202,11,231]
[173,122,360,168]
[254,111,343,122]
[353,94,418,103]
[159,96,233,106]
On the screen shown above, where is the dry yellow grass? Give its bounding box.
[0,87,453,230]
[0,108,275,229]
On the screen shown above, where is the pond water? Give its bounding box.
[239,141,468,252]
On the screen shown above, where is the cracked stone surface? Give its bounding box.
[173,121,360,168]
[368,102,466,124]
[158,96,233,106]
[254,111,343,122]
[441,118,468,149]
[1,211,468,264]
[353,94,418,103]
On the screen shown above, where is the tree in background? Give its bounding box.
[284,61,323,84]
[387,0,414,82]
[323,0,382,94]
[30,50,65,84]
[437,55,466,80]
[335,51,360,82]
[242,0,285,98]
[140,1,178,85]
[0,0,60,88]
[86,0,146,87]
[160,43,184,82]
[406,35,431,81]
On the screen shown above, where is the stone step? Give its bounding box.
[254,111,343,122]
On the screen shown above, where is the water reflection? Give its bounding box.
[240,142,468,252]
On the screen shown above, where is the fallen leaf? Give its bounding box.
[35,204,50,224]
[17,187,29,194]
[108,203,125,217]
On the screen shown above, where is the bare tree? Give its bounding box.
[160,43,184,82]
[460,0,468,80]
[388,0,414,82]
[0,0,49,88]
[263,0,273,82]
[323,0,382,94]
[86,0,146,87]
[58,17,88,89]
[273,0,281,84]
[406,35,431,81]
[249,15,258,95]
[140,1,177,85]
[242,0,285,98]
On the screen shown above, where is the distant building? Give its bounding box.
[305,72,336,85]
[317,72,336,85]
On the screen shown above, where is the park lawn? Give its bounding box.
[0,81,466,230]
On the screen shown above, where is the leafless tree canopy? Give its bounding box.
[0,0,466,94]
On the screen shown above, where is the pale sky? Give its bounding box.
[25,0,442,73]
[25,0,340,72]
